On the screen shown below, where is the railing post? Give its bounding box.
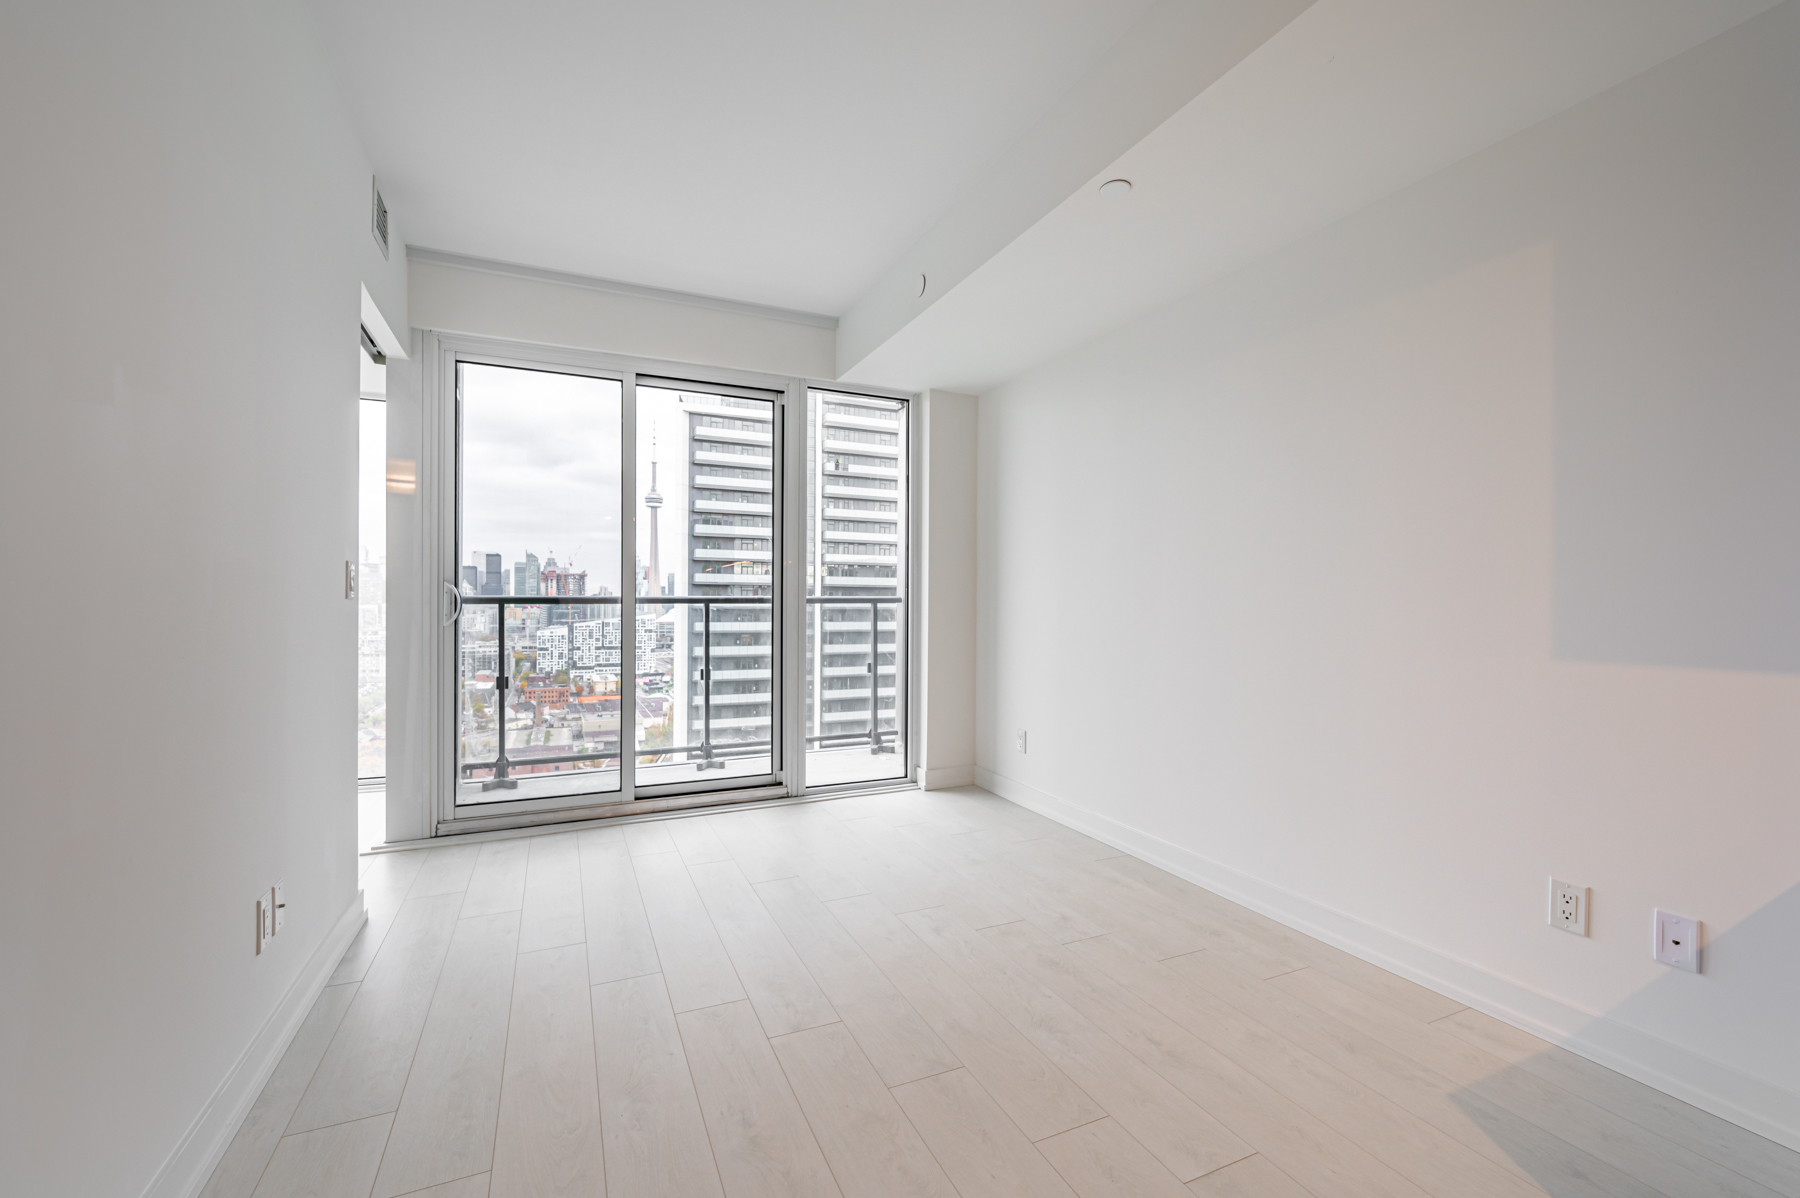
[698,599,723,770]
[867,599,880,754]
[482,600,518,790]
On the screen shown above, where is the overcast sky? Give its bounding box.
[461,363,624,591]
[359,366,766,596]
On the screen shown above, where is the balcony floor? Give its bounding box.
[208,787,1798,1198]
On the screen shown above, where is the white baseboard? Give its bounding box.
[918,764,976,790]
[141,891,369,1198]
[972,766,1800,1152]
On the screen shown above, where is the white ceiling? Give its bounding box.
[305,0,1158,315]
[311,0,1778,392]
[839,0,1780,392]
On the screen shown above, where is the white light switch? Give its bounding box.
[273,881,286,934]
[1654,909,1699,972]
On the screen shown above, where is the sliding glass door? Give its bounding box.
[449,357,787,819]
[805,389,908,786]
[456,363,627,801]
[428,337,908,831]
[633,379,781,786]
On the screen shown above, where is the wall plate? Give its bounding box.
[1549,877,1589,936]
[1654,909,1699,972]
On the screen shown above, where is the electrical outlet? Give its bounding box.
[1549,877,1589,936]
[1654,909,1699,972]
[1016,729,1027,753]
[273,881,286,934]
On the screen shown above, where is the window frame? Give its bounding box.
[407,331,917,839]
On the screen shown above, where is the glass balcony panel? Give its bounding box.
[635,599,775,787]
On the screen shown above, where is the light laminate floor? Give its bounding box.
[203,786,1800,1198]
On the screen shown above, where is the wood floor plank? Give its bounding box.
[490,944,605,1198]
[363,849,431,896]
[910,789,1061,843]
[668,815,735,865]
[374,909,522,1198]
[1007,841,1215,963]
[826,893,1103,1141]
[906,789,1113,858]
[399,1174,491,1197]
[901,907,1252,1183]
[677,1000,841,1198]
[890,1068,1079,1198]
[249,1113,392,1198]
[460,839,531,918]
[633,849,747,1012]
[1270,966,1782,1198]
[577,829,660,985]
[688,859,838,1037]
[291,891,462,1133]
[201,982,359,1198]
[821,792,928,825]
[754,877,960,1086]
[759,808,875,901]
[519,832,586,953]
[839,814,1023,931]
[992,923,1446,1198]
[625,820,678,856]
[1024,846,1299,975]
[592,973,725,1198]
[789,808,953,915]
[1025,929,1528,1198]
[408,844,483,898]
[1433,1007,1800,1197]
[709,809,807,885]
[1096,855,1463,1022]
[1035,1118,1194,1198]
[770,1022,956,1198]
[1187,1154,1315,1198]
[240,797,1792,1198]
[892,823,1108,946]
[332,849,429,985]
[901,792,988,834]
[1162,948,1670,1198]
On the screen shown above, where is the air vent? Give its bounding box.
[371,178,389,259]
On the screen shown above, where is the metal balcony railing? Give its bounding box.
[457,594,772,791]
[808,596,902,757]
[456,593,905,792]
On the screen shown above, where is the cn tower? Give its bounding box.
[644,434,662,597]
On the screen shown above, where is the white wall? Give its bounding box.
[975,4,1800,1146]
[917,391,979,788]
[409,256,836,379]
[0,2,406,1194]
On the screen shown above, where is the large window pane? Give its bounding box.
[635,384,778,787]
[457,363,623,802]
[806,390,907,786]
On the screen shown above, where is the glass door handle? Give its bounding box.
[442,581,462,626]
